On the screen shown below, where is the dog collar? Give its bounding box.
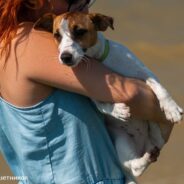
[99,39,110,62]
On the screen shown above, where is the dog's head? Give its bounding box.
[35,12,114,67]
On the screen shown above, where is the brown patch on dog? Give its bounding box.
[53,12,114,49]
[52,14,65,42]
[89,13,114,31]
[66,12,98,49]
[149,146,160,162]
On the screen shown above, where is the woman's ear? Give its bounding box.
[89,13,114,31]
[34,13,56,33]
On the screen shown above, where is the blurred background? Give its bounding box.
[0,0,183,184]
[92,0,184,184]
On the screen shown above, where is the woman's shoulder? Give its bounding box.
[0,23,57,107]
[15,23,60,69]
[15,23,58,58]
[27,25,59,57]
[30,28,55,44]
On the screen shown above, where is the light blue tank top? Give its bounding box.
[0,89,124,184]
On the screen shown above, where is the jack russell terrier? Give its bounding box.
[35,12,183,184]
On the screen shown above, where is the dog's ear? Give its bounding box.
[89,13,114,31]
[34,13,56,33]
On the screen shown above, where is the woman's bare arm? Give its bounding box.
[24,30,166,122]
[70,60,167,123]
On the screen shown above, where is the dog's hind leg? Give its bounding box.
[107,124,138,183]
[130,151,152,177]
[130,134,161,177]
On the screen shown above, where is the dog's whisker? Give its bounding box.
[81,59,91,71]
[82,57,89,63]
[82,56,90,63]
[49,56,59,60]
[83,55,89,60]
[53,58,59,60]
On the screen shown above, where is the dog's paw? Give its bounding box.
[131,162,146,177]
[130,152,151,177]
[111,103,131,121]
[94,102,131,120]
[160,97,183,123]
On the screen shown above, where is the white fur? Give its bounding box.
[94,101,131,121]
[59,19,83,66]
[58,22,183,183]
[146,78,183,123]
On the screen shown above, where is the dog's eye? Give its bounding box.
[54,30,61,41]
[73,26,88,37]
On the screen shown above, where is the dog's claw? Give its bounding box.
[160,97,183,123]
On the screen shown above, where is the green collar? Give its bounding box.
[99,40,110,62]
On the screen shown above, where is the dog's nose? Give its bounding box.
[61,52,73,65]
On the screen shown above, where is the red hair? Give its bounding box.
[0,0,45,58]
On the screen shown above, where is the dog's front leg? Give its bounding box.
[94,101,131,121]
[146,78,183,123]
[116,47,183,123]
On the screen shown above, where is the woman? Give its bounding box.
[0,0,168,184]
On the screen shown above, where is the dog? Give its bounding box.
[35,12,183,184]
